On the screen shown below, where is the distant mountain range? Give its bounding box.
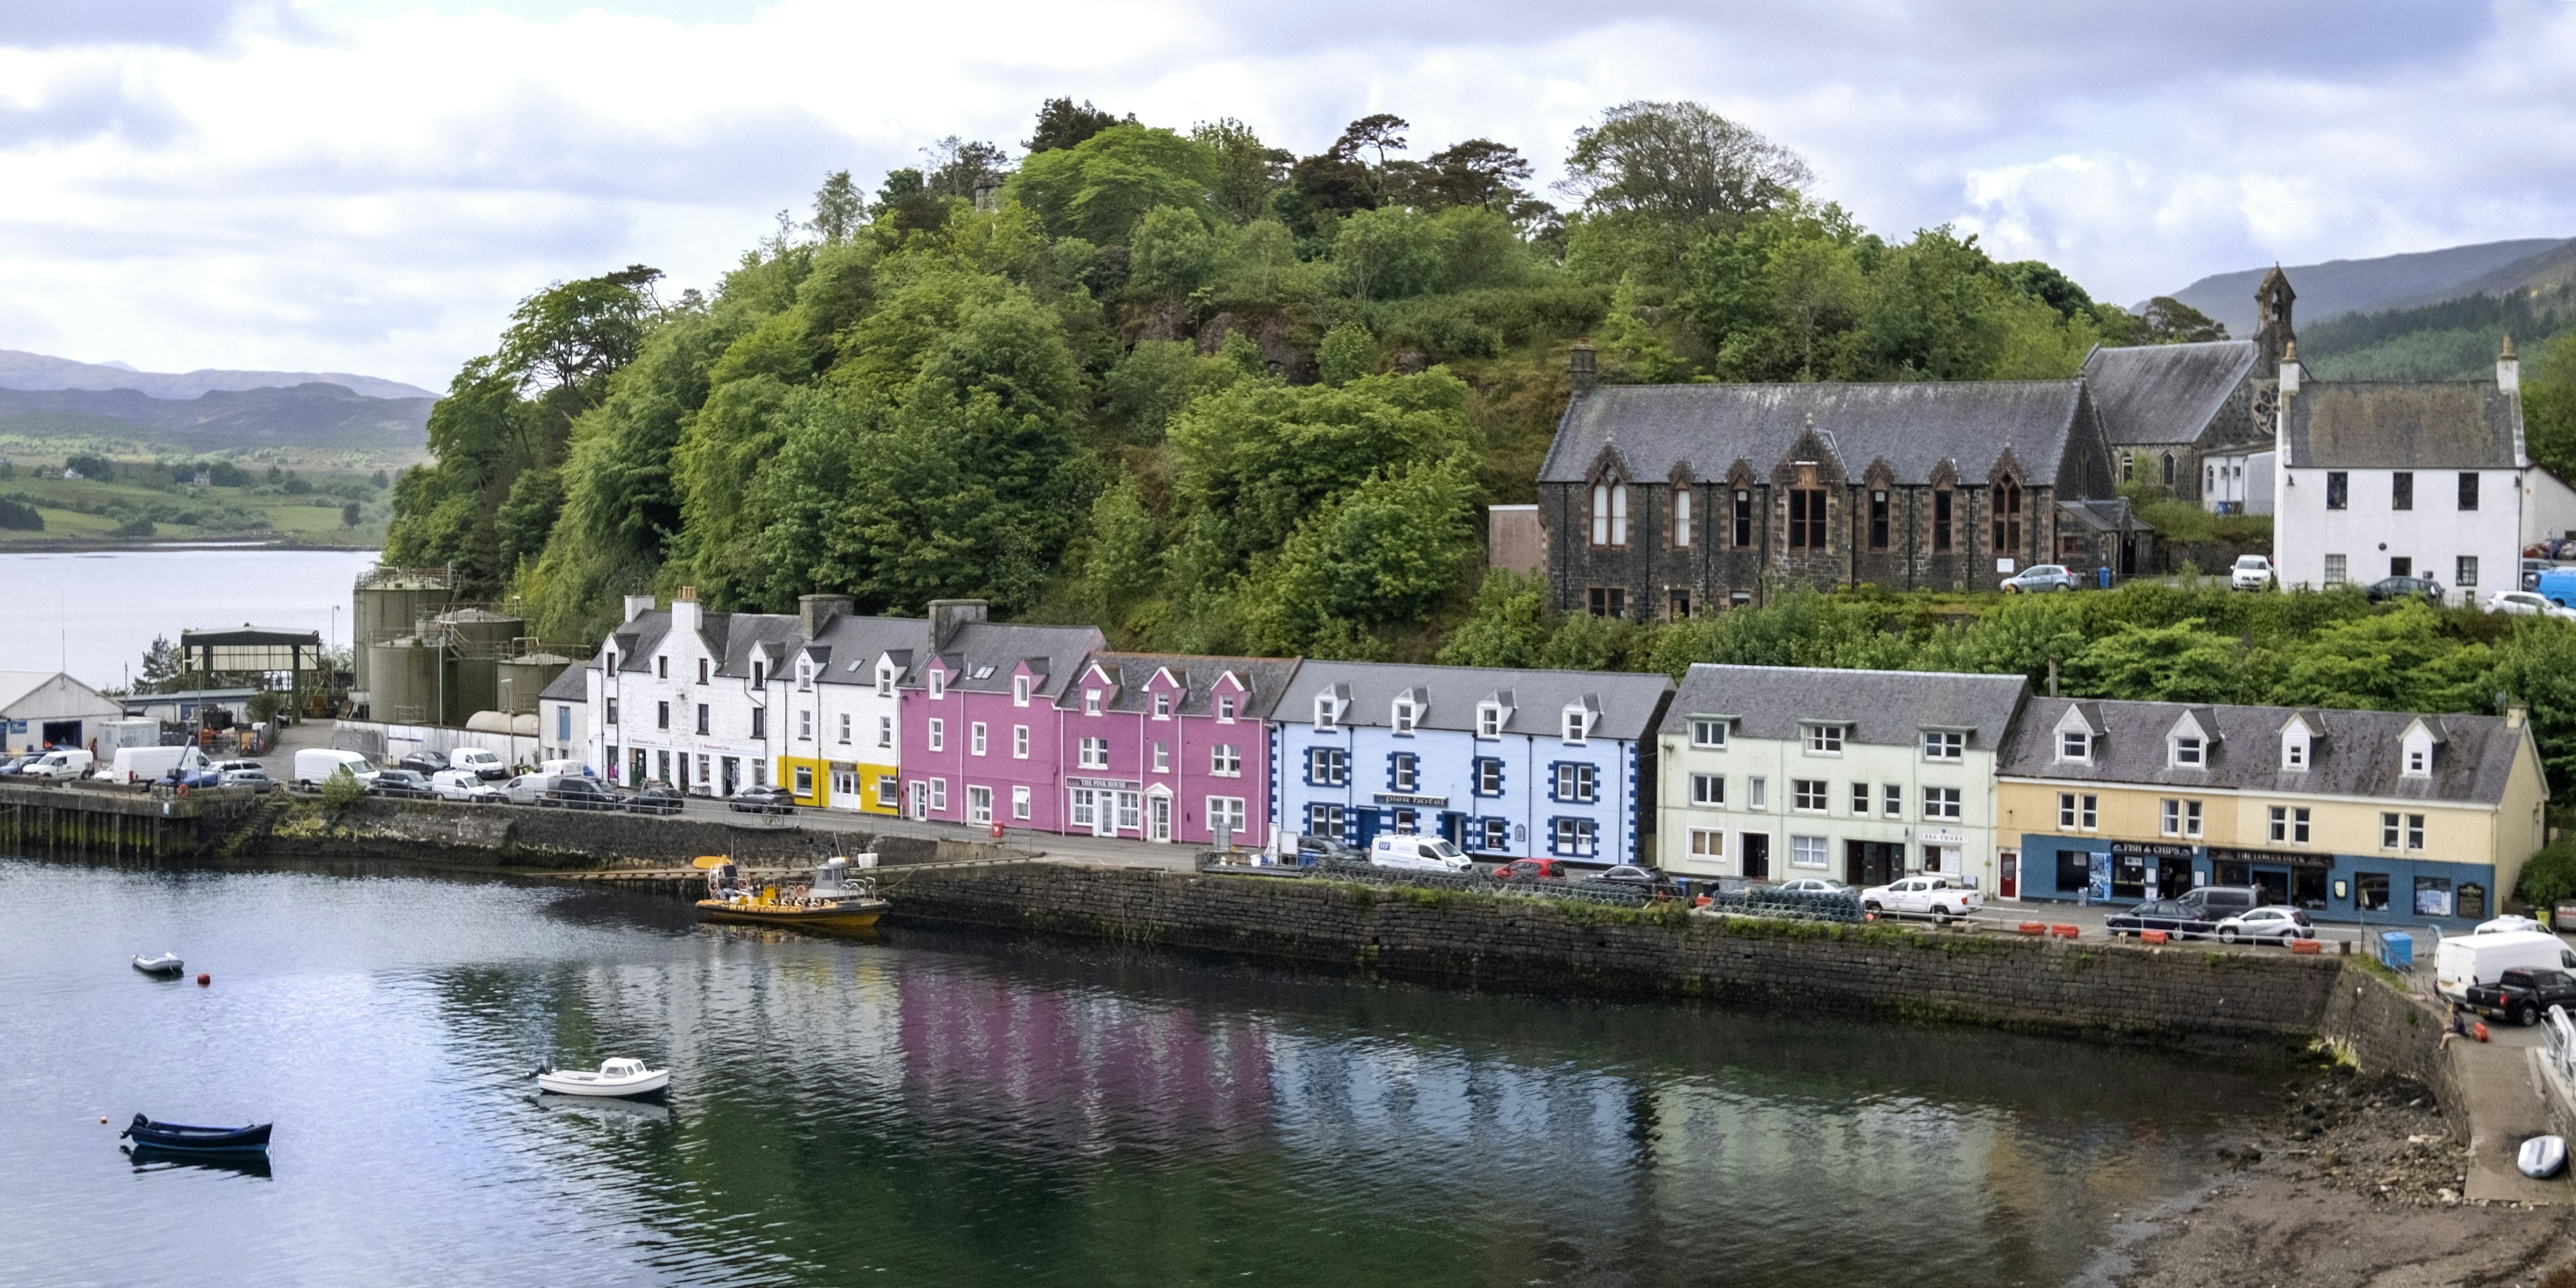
[2165,237,2576,337]
[0,348,435,461]
[0,349,436,400]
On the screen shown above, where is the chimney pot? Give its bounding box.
[1568,341,1597,396]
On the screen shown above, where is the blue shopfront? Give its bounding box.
[2012,834,2496,926]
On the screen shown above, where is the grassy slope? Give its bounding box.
[0,470,388,546]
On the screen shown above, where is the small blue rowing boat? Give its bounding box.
[119,1114,271,1153]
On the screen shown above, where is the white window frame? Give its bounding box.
[967,785,993,826]
[1211,744,1242,777]
[1314,697,1336,731]
[1688,828,1723,859]
[1805,724,1844,755]
[969,722,987,757]
[1881,784,1902,818]
[1748,777,1767,810]
[1790,835,1828,869]
[1790,779,1827,813]
[1154,692,1173,720]
[1014,724,1030,759]
[2171,736,2204,768]
[1922,786,1962,821]
[1562,709,1587,743]
[927,718,944,752]
[1083,689,1102,716]
[1208,796,1246,843]
[1690,773,1723,806]
[1079,737,1109,770]
[1013,674,1032,706]
[1478,705,1503,738]
[878,715,894,749]
[1153,742,1171,774]
[1012,784,1031,819]
[1923,731,1964,761]
[2059,731,2090,763]
[1690,718,1726,749]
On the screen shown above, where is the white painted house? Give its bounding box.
[1655,665,2029,890]
[590,588,785,795]
[2273,342,2528,602]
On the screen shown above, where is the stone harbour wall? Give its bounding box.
[237,796,953,869]
[885,863,2361,1043]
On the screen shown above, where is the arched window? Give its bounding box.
[1672,488,1693,547]
[1589,482,1629,547]
[2120,455,2133,484]
[2161,453,2176,487]
[1991,478,2021,554]
[1591,484,1609,545]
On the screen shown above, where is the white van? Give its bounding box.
[293,748,380,788]
[537,758,590,779]
[21,748,94,781]
[98,745,210,784]
[449,747,508,780]
[2434,930,2576,1003]
[1367,834,1475,873]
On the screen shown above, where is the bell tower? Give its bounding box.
[2253,266,2296,376]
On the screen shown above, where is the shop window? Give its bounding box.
[2355,871,2390,912]
[2413,875,2454,918]
[2056,850,2092,892]
[2458,883,2487,920]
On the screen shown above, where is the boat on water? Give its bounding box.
[131,953,184,976]
[119,1114,271,1153]
[534,1058,669,1099]
[694,855,889,931]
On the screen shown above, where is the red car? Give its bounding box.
[1489,858,1572,883]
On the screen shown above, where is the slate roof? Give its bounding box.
[900,623,1106,698]
[1059,652,1301,719]
[2283,381,2523,470]
[1538,380,2093,486]
[538,663,590,703]
[609,612,672,675]
[802,615,930,686]
[1283,660,1674,741]
[1666,665,2029,749]
[2080,341,2259,447]
[2057,497,2141,533]
[2000,696,2530,804]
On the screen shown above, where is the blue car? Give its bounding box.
[160,766,223,790]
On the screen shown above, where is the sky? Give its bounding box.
[3,0,2575,391]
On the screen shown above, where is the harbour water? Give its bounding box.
[0,858,2288,1287]
[0,547,380,686]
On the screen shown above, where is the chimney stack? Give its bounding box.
[1568,341,1597,396]
[672,584,702,635]
[799,593,855,640]
[928,598,987,650]
[623,594,657,623]
[2500,334,2521,395]
[2278,339,2301,398]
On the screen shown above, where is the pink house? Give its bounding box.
[1053,652,1299,848]
[897,600,1104,835]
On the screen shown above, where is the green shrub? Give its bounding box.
[318,767,368,810]
[2516,841,2576,910]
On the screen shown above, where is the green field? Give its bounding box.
[0,463,390,547]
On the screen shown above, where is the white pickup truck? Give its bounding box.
[1860,874,1983,924]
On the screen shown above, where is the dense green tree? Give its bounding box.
[2063,621,2247,704]
[1243,455,1476,655]
[2522,329,2576,482]
[1009,124,1219,246]
[1330,206,1449,301]
[1127,205,1218,297]
[1558,101,1811,231]
[1103,339,1204,442]
[1436,569,1550,667]
[1315,323,1377,388]
[1190,118,1291,224]
[1026,98,1128,154]
[809,170,864,244]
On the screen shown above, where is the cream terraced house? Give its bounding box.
[1656,665,2030,889]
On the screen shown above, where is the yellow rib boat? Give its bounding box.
[694,855,890,931]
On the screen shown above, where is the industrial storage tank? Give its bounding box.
[368,636,447,725]
[433,609,523,723]
[496,653,572,716]
[350,569,455,694]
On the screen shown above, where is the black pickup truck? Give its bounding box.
[2464,968,2576,1026]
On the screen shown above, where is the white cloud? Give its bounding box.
[0,0,2572,386]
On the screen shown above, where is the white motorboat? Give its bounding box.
[2518,1134,2567,1179]
[132,953,184,976]
[533,1057,669,1099]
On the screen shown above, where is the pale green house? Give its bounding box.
[1656,665,2030,890]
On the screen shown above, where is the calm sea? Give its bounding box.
[0,859,2284,1288]
[0,547,380,686]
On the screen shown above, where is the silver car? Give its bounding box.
[2214,905,2314,944]
[2000,564,2080,594]
[1771,877,1849,896]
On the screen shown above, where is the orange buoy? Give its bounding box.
[196,973,209,986]
[2474,1021,2489,1042]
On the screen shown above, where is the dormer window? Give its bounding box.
[2283,734,2308,771]
[1689,718,1726,749]
[928,668,945,700]
[1217,696,1236,722]
[876,665,894,698]
[2406,746,2430,776]
[2172,737,2204,768]
[2059,732,2090,761]
[1393,701,1417,734]
[756,660,770,688]
[1923,731,1964,761]
[1562,709,1588,743]
[1315,696,1337,731]
[1084,689,1102,716]
[1153,692,1172,719]
[1805,724,1843,755]
[1477,704,1503,738]
[1013,675,1031,706]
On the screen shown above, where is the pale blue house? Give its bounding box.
[1271,661,1674,865]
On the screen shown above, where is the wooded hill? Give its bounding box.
[375,100,2404,657]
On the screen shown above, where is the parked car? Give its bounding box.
[500,773,560,805]
[2366,575,2446,604]
[2000,564,2080,594]
[396,751,449,775]
[160,765,224,790]
[1770,877,1849,896]
[427,769,501,803]
[728,784,797,815]
[2230,555,2277,590]
[2213,905,2313,945]
[623,784,685,816]
[541,777,624,811]
[219,768,277,794]
[1591,864,1674,889]
[1366,834,1474,873]
[19,749,95,781]
[2174,885,2263,918]
[2107,899,2216,939]
[1289,833,1364,869]
[0,753,36,775]
[2526,558,2547,590]
[213,759,263,775]
[450,747,508,781]
[2463,967,2576,1027]
[368,768,437,800]
[2486,590,2576,620]
[1858,874,1983,923]
[1489,858,1574,883]
[2540,567,2576,608]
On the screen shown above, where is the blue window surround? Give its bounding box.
[1546,761,1595,804]
[1388,752,1418,792]
[1305,747,1346,787]
[1472,757,1503,797]
[1546,816,1598,858]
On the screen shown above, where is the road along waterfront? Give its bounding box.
[0,854,2313,1288]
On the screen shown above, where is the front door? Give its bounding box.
[2252,866,2291,907]
[2000,850,2019,899]
[1845,841,1902,888]
[720,756,739,796]
[1148,793,1172,843]
[1741,833,1770,879]
[909,780,928,821]
[1440,812,1465,846]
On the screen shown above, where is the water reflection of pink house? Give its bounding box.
[899,967,1275,1152]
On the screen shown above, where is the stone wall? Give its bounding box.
[2315,958,2467,1134]
[885,862,2352,1042]
[237,797,965,869]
